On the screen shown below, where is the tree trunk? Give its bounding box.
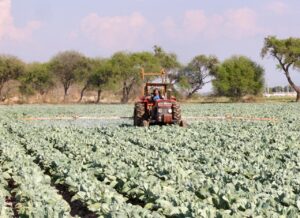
[121,78,136,103]
[121,90,129,103]
[96,89,102,103]
[187,92,194,99]
[63,81,72,102]
[0,83,4,102]
[63,85,68,102]
[284,70,300,102]
[78,85,88,103]
[121,82,130,103]
[187,85,202,99]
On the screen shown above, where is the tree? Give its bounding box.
[153,45,181,83]
[49,51,90,100]
[212,56,264,98]
[110,51,160,103]
[179,55,218,98]
[76,58,94,102]
[0,55,25,101]
[110,52,133,103]
[261,36,300,102]
[88,60,114,103]
[19,62,54,97]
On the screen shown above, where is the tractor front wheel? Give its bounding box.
[134,102,146,126]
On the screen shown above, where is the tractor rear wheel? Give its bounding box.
[134,102,146,126]
[172,102,182,122]
[173,102,187,127]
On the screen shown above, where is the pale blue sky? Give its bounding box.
[1,0,300,89]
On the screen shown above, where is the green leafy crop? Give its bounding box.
[0,103,299,217]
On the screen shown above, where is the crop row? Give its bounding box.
[7,116,300,217]
[0,142,71,217]
[8,122,225,217]
[50,124,300,217]
[0,170,13,218]
[4,122,162,218]
[1,103,300,217]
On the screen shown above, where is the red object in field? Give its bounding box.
[133,68,186,127]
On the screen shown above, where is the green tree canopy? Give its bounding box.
[0,55,25,100]
[179,55,218,98]
[110,52,134,103]
[153,45,181,70]
[261,36,300,101]
[19,62,54,96]
[212,56,264,98]
[49,51,90,100]
[75,57,94,102]
[110,51,160,103]
[88,59,115,103]
[153,45,181,83]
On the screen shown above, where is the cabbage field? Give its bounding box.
[0,103,299,218]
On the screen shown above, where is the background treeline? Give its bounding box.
[0,47,265,103]
[0,36,299,103]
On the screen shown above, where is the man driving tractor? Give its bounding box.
[146,88,164,101]
[133,68,186,127]
[152,88,164,101]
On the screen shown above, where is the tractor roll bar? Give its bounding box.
[140,68,167,83]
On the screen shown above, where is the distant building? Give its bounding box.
[264,85,297,97]
[264,92,297,97]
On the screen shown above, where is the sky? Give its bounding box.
[0,0,300,90]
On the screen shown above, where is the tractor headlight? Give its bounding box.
[168,108,172,114]
[158,108,163,113]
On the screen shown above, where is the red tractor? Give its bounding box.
[133,68,186,127]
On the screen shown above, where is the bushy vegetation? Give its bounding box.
[0,36,300,103]
[211,56,264,98]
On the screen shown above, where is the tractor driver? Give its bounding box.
[152,88,163,101]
